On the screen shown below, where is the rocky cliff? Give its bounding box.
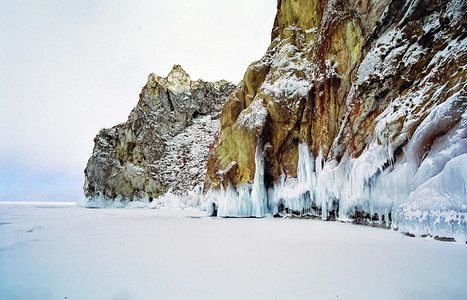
[81,65,235,207]
[204,0,466,241]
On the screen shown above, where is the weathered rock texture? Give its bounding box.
[204,0,466,240]
[83,65,235,206]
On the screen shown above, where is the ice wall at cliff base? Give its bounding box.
[204,0,467,241]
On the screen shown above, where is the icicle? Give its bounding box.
[297,142,314,195]
[314,150,328,220]
[267,142,316,215]
[251,141,267,217]
[297,142,314,214]
[206,141,268,217]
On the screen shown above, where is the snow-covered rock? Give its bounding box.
[204,0,467,241]
[81,65,235,207]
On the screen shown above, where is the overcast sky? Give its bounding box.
[0,0,277,202]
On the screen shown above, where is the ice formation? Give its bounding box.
[204,89,467,241]
[204,100,467,241]
[268,143,315,216]
[204,142,268,217]
[202,0,467,242]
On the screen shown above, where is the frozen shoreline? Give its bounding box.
[1,203,466,299]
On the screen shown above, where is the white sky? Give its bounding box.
[0,0,277,201]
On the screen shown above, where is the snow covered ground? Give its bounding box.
[0,202,466,300]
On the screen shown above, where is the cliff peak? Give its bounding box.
[167,64,191,92]
[82,68,236,206]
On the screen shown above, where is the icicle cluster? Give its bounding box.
[204,105,467,241]
[204,142,268,217]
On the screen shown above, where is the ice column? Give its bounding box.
[251,141,268,217]
[297,142,314,211]
[315,150,329,220]
[297,143,314,192]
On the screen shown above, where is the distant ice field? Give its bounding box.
[0,202,466,299]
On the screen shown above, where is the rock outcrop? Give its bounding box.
[204,0,466,241]
[82,65,235,207]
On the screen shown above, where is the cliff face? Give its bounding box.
[204,0,466,240]
[82,65,235,207]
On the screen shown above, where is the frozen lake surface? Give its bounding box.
[0,202,466,299]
